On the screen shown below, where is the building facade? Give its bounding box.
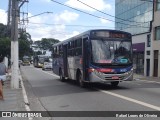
[148,0,160,77]
[115,0,153,75]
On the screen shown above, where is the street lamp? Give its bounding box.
[20,11,53,25]
[27,12,53,19]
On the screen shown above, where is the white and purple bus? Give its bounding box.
[52,29,133,87]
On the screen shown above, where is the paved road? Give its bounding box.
[21,65,160,120]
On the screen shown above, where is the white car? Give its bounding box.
[42,62,52,70]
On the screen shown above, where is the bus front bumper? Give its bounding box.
[89,70,133,83]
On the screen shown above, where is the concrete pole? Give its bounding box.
[11,0,19,89]
[7,0,12,26]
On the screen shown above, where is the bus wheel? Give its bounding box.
[59,70,65,82]
[78,73,86,88]
[111,81,119,87]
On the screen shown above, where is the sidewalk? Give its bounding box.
[133,73,160,81]
[0,74,26,120]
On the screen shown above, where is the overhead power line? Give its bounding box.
[50,0,149,28]
[77,0,144,24]
[28,22,115,28]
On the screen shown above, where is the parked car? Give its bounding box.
[42,62,52,70]
[19,60,22,64]
[22,61,30,66]
[19,60,22,68]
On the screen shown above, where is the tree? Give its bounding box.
[19,39,33,59]
[34,40,42,49]
[0,37,11,57]
[0,23,11,38]
[36,51,42,55]
[19,29,32,43]
[33,38,60,53]
[41,38,60,51]
[18,29,33,59]
[0,23,33,59]
[0,24,11,58]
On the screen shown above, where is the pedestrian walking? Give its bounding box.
[0,56,8,100]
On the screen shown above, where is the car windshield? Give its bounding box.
[91,39,132,65]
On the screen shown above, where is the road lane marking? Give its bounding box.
[34,67,160,111]
[35,68,59,78]
[100,90,160,111]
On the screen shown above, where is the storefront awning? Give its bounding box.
[133,43,145,52]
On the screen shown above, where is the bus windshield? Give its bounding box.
[39,57,44,63]
[91,39,132,65]
[39,56,49,63]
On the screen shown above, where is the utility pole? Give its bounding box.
[11,0,19,89]
[7,0,12,27]
[11,0,29,89]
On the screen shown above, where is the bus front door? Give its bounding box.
[63,44,68,77]
[82,37,89,81]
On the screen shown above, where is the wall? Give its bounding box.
[151,8,160,77]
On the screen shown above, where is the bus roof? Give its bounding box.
[52,29,131,47]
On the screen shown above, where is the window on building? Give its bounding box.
[154,50,159,59]
[156,0,160,10]
[147,51,150,55]
[155,26,160,40]
[147,34,151,47]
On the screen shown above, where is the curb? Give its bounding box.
[19,71,33,120]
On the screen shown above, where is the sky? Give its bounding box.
[0,0,115,41]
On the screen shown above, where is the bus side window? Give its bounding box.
[75,38,82,56]
[67,41,75,57]
[59,45,63,57]
[57,46,59,56]
[53,47,57,58]
[67,42,71,56]
[74,39,78,56]
[52,47,55,58]
[75,40,77,48]
[71,41,74,56]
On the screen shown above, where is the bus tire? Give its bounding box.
[111,81,119,87]
[59,69,65,82]
[77,72,86,88]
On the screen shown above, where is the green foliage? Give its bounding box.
[36,51,42,55]
[34,40,42,49]
[0,23,33,59]
[0,37,11,57]
[19,29,32,43]
[0,24,11,57]
[35,38,60,51]
[19,39,33,59]
[18,29,33,59]
[0,23,11,38]
[0,23,59,59]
